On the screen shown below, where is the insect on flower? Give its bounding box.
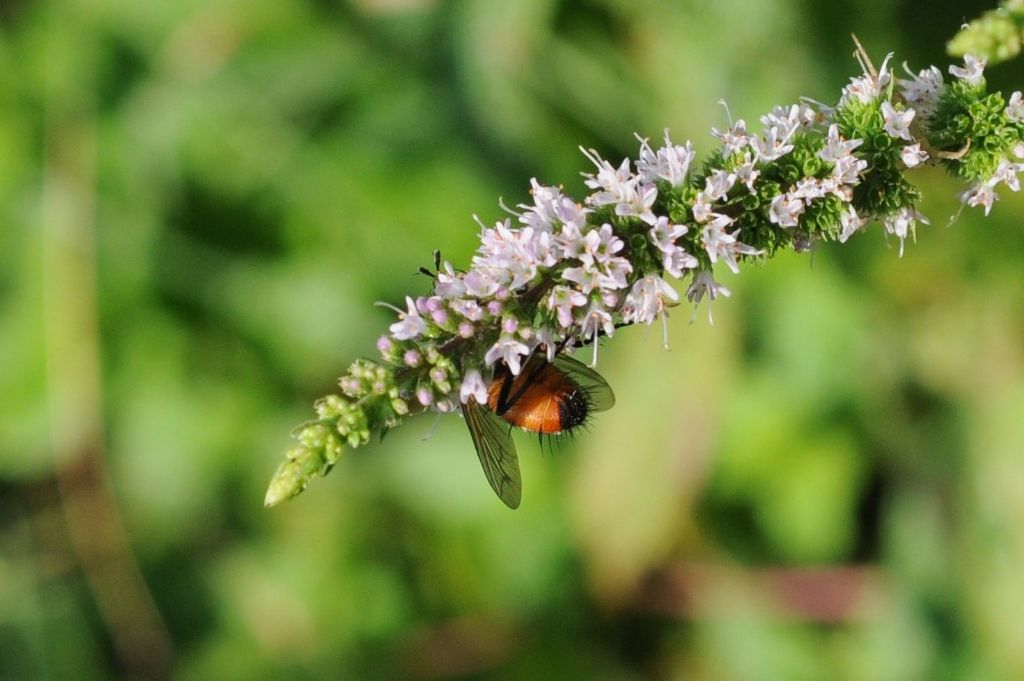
[461,353,615,509]
[266,45,1024,511]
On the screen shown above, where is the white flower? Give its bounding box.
[636,130,695,187]
[649,216,695,278]
[841,52,893,105]
[462,267,502,298]
[843,76,876,105]
[818,124,863,162]
[534,328,559,362]
[790,178,826,201]
[649,216,688,253]
[686,269,731,325]
[517,179,559,232]
[961,182,998,215]
[517,179,591,234]
[796,103,818,128]
[476,218,512,254]
[473,219,538,290]
[991,158,1023,192]
[566,266,629,295]
[900,143,928,168]
[599,288,620,309]
[614,180,659,225]
[838,205,866,243]
[581,148,633,204]
[484,335,531,375]
[578,301,615,366]
[563,265,603,294]
[546,285,588,328]
[949,54,986,87]
[388,296,428,340]
[704,169,736,202]
[650,217,698,277]
[561,224,631,291]
[1015,142,1024,160]
[769,193,805,228]
[557,222,584,255]
[450,298,484,322]
[735,154,760,193]
[816,176,849,201]
[578,224,624,267]
[832,153,868,186]
[527,230,561,268]
[557,201,590,231]
[801,96,835,119]
[702,214,762,274]
[662,247,699,278]
[691,191,713,223]
[702,214,736,260]
[459,369,489,405]
[883,206,929,257]
[899,64,943,118]
[623,276,680,349]
[761,104,816,137]
[711,119,751,157]
[881,101,916,141]
[601,257,633,290]
[751,125,795,161]
[580,148,658,225]
[1009,91,1024,123]
[622,276,679,325]
[435,261,466,298]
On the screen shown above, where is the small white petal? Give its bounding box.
[949,54,986,86]
[459,369,489,405]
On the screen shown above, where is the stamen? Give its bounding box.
[498,197,521,217]
[579,146,605,170]
[374,301,405,315]
[421,412,443,441]
[717,99,734,127]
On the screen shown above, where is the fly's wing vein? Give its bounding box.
[461,401,522,509]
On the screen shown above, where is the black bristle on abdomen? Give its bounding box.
[558,389,590,432]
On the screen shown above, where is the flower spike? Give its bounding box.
[266,45,1024,508]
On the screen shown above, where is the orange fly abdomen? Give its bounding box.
[487,358,589,434]
[465,352,614,508]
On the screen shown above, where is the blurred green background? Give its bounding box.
[3,0,1024,679]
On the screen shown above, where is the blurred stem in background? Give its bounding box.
[39,3,172,677]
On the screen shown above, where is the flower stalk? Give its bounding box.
[265,49,1024,508]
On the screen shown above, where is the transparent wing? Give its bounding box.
[461,400,522,509]
[553,353,616,412]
